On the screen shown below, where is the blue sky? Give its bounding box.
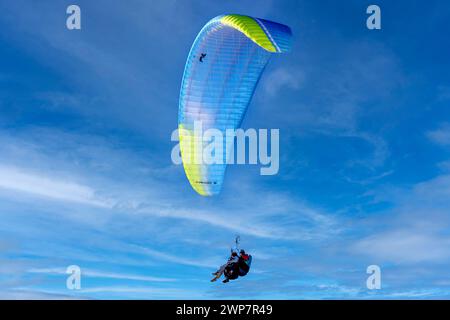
[0,0,450,299]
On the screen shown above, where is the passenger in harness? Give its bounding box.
[211,249,252,283]
[210,251,238,283]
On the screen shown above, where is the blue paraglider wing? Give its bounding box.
[179,15,292,196]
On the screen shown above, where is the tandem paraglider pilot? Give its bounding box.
[211,249,252,283]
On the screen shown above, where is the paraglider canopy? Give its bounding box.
[178,14,293,196]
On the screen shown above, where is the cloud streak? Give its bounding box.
[28,267,176,283]
[0,165,114,208]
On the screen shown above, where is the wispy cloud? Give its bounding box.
[126,245,219,269]
[352,230,450,264]
[0,164,114,208]
[0,289,82,300]
[28,267,176,283]
[0,126,338,242]
[78,286,204,299]
[263,67,303,97]
[427,123,450,146]
[350,172,450,265]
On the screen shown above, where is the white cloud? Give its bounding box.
[0,125,338,241]
[427,123,450,146]
[0,164,114,208]
[78,286,203,299]
[413,174,450,200]
[28,267,176,283]
[138,207,293,240]
[0,289,81,300]
[0,160,334,241]
[263,68,303,96]
[383,289,445,298]
[352,230,450,264]
[351,172,450,265]
[128,246,218,269]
